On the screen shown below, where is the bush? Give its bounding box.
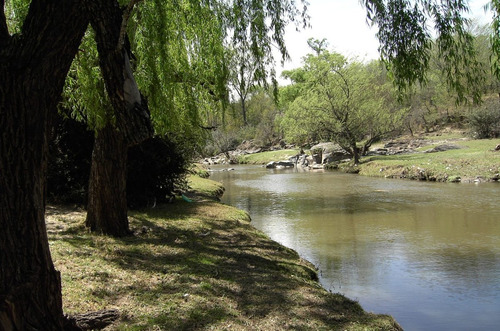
[468,101,500,138]
[48,115,190,208]
[127,135,190,209]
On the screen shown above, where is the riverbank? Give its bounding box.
[231,131,500,183]
[46,176,401,330]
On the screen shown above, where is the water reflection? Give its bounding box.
[210,165,500,331]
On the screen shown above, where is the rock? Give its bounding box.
[66,309,120,330]
[425,144,461,153]
[266,161,276,168]
[276,161,294,168]
[310,142,349,163]
[266,161,294,169]
[367,148,388,156]
[383,139,426,155]
[290,154,310,168]
[311,153,322,164]
[311,164,324,170]
[447,175,461,183]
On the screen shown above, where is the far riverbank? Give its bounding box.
[221,131,500,184]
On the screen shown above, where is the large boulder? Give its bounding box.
[289,154,311,168]
[266,161,295,169]
[310,142,349,163]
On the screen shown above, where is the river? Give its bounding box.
[209,165,500,331]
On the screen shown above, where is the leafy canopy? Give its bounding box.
[280,44,406,159]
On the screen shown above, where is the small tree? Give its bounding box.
[281,46,406,163]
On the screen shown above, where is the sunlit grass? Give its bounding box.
[187,174,225,199]
[360,138,500,182]
[237,149,300,164]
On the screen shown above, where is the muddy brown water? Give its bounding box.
[209,165,500,331]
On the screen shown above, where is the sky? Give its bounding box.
[276,0,494,84]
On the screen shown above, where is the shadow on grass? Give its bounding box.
[51,202,399,330]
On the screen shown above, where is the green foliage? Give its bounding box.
[4,0,29,32]
[205,128,241,157]
[488,0,500,80]
[62,29,113,130]
[467,99,500,138]
[130,0,229,141]
[364,0,484,103]
[280,45,406,161]
[127,135,190,209]
[57,0,308,151]
[400,22,498,134]
[47,114,190,208]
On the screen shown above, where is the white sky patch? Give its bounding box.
[275,0,493,85]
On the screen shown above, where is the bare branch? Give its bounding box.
[117,0,142,52]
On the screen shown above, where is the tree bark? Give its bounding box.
[84,0,153,236]
[85,125,131,236]
[0,1,88,329]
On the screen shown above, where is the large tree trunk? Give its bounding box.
[86,126,130,236]
[0,1,87,329]
[84,0,153,236]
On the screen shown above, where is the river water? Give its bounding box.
[209,165,500,331]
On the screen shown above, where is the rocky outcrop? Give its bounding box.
[310,142,350,164]
[424,144,461,153]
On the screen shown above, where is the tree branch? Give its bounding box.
[117,0,142,52]
[86,0,153,146]
[0,0,10,45]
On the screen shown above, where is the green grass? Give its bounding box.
[187,174,225,199]
[237,149,300,164]
[46,183,401,330]
[359,138,500,182]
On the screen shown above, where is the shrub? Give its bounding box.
[127,135,190,209]
[48,115,190,208]
[468,101,500,138]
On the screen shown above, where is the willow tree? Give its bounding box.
[1,0,305,326]
[63,0,308,236]
[362,0,485,103]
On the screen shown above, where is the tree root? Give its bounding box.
[64,309,119,330]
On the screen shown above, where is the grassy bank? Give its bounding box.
[359,137,500,183]
[232,134,500,183]
[46,178,400,330]
[237,149,299,164]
